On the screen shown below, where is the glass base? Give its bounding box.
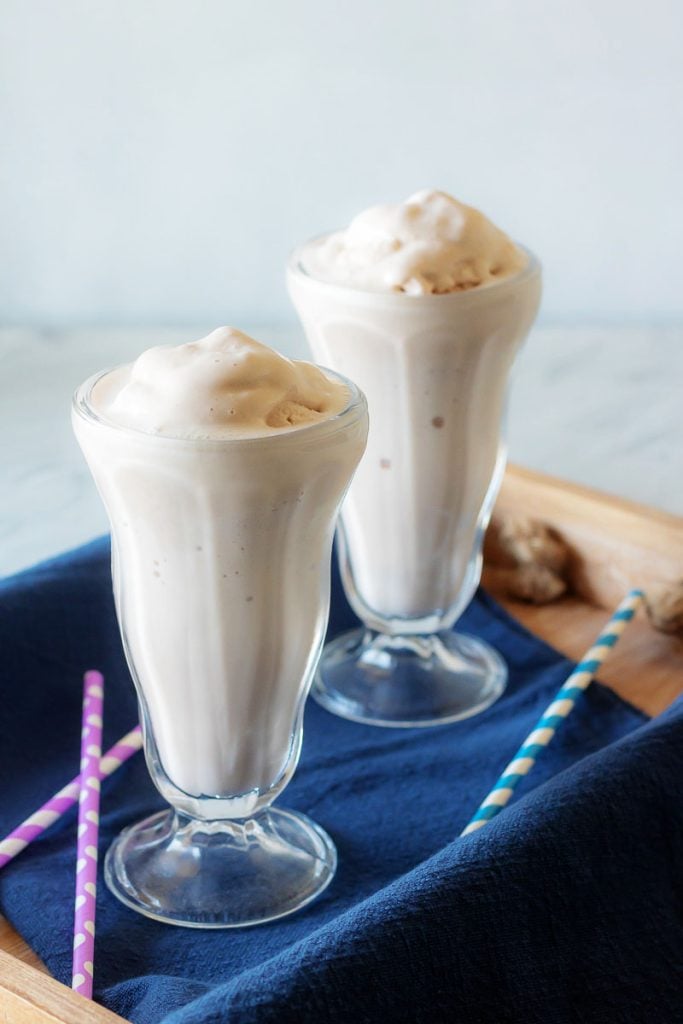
[313,628,507,728]
[104,806,336,929]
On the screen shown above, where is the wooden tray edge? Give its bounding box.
[0,949,125,1023]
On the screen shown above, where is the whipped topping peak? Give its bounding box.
[95,327,349,439]
[301,189,526,295]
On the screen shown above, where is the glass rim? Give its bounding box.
[287,238,541,303]
[72,363,367,448]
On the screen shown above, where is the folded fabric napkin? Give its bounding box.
[0,539,681,1023]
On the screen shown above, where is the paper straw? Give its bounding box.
[461,588,644,837]
[71,670,104,998]
[0,724,142,870]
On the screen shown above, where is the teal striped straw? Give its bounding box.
[461,587,644,837]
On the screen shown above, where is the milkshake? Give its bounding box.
[73,327,367,926]
[288,190,541,726]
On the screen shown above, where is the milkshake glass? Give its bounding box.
[73,335,367,927]
[288,229,541,727]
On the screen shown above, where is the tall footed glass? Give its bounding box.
[72,369,367,927]
[288,247,541,727]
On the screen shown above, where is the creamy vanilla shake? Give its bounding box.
[73,328,367,810]
[288,191,541,629]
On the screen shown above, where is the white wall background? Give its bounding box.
[1,0,681,328]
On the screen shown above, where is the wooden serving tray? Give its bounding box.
[2,465,682,1023]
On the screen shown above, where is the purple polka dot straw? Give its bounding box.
[0,724,142,870]
[71,670,105,1000]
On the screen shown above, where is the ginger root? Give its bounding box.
[485,516,571,605]
[497,517,569,574]
[499,563,567,604]
[644,581,683,635]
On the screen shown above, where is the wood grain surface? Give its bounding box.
[0,949,124,1023]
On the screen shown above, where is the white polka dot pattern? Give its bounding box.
[71,670,104,1000]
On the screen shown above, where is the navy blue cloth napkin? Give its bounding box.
[1,538,681,1023]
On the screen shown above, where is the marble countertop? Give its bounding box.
[1,325,681,579]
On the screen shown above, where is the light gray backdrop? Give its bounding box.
[1,0,681,328]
